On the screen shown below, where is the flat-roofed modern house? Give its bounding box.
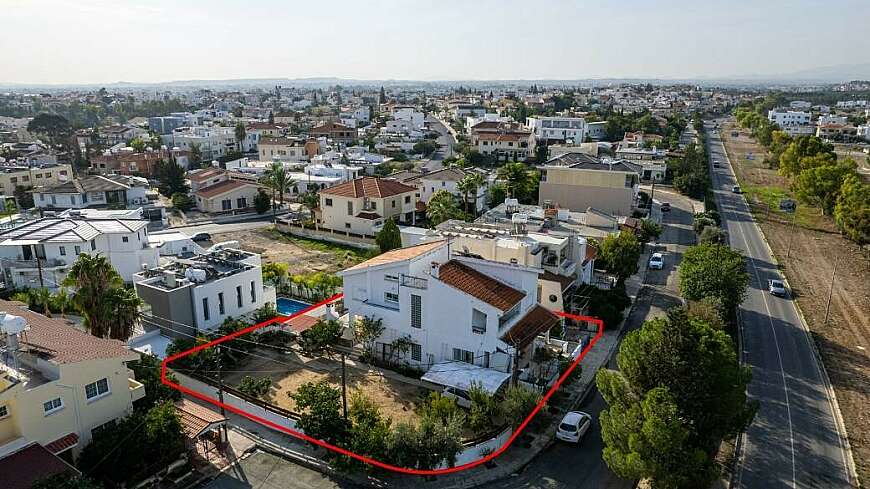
[538,153,640,216]
[0,300,144,464]
[0,217,159,289]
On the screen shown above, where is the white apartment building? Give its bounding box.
[527,116,588,144]
[857,124,870,142]
[0,217,159,290]
[32,175,151,210]
[817,114,849,126]
[586,121,607,140]
[134,248,270,337]
[767,109,811,127]
[339,240,559,374]
[161,126,236,162]
[391,107,425,131]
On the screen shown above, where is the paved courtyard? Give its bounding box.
[201,450,358,489]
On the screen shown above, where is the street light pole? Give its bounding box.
[823,256,839,326]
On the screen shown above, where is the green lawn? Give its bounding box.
[264,227,378,263]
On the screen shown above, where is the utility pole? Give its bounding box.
[340,351,348,421]
[216,344,228,442]
[33,245,44,289]
[823,256,839,326]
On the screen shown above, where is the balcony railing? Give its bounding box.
[400,274,428,289]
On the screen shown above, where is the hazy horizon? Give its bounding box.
[4,0,870,85]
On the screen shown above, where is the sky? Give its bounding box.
[2,0,869,85]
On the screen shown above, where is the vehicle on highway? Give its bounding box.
[732,184,742,194]
[441,386,472,409]
[713,160,720,168]
[555,411,592,443]
[768,279,787,297]
[648,252,664,270]
[190,232,212,242]
[660,202,671,212]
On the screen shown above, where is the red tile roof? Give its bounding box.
[0,299,136,364]
[195,179,259,199]
[321,177,416,198]
[500,305,560,348]
[283,314,320,334]
[44,433,79,454]
[0,444,79,489]
[437,261,525,312]
[188,167,225,182]
[175,399,227,439]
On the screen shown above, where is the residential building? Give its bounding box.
[91,147,189,176]
[32,175,151,211]
[134,248,268,336]
[767,109,811,127]
[98,125,138,146]
[257,137,308,162]
[188,167,228,193]
[857,124,870,142]
[470,121,535,162]
[339,240,560,374]
[0,302,143,462]
[310,122,357,146]
[194,179,261,214]
[0,217,159,289]
[789,101,812,110]
[527,116,587,144]
[586,121,607,140]
[816,123,858,140]
[451,104,486,119]
[317,177,418,235]
[538,153,640,216]
[391,107,425,130]
[0,164,72,196]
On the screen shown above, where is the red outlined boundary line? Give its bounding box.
[161,293,603,476]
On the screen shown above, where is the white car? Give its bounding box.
[768,279,787,297]
[442,386,472,409]
[648,253,664,270]
[556,411,592,443]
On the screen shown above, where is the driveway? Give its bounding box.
[201,450,356,489]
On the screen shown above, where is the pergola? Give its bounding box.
[175,399,228,461]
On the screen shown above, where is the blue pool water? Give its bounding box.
[276,297,312,316]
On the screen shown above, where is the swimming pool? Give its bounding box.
[276,297,312,316]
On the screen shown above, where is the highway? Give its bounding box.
[705,120,855,489]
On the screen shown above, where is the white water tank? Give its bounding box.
[0,312,28,335]
[185,268,207,283]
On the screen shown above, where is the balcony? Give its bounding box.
[128,377,145,402]
[400,274,428,289]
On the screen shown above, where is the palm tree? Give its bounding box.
[262,161,295,222]
[426,189,462,227]
[105,287,142,341]
[33,288,53,318]
[234,122,247,153]
[457,173,485,217]
[496,162,532,199]
[51,288,73,318]
[63,254,123,338]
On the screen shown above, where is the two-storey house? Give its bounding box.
[317,177,418,236]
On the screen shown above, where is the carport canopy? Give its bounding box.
[421,361,511,395]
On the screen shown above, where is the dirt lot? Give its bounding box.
[721,121,870,483]
[210,227,375,275]
[224,347,428,426]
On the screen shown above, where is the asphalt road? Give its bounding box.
[705,120,854,489]
[425,115,456,170]
[480,189,697,489]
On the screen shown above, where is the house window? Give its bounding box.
[250,281,256,303]
[59,246,66,256]
[411,343,422,362]
[85,378,110,401]
[472,308,487,334]
[370,201,377,210]
[74,245,81,255]
[452,348,474,364]
[391,200,396,208]
[0,404,8,419]
[51,196,56,205]
[203,297,210,321]
[222,199,232,210]
[385,274,399,282]
[236,197,247,208]
[236,285,243,307]
[90,239,96,250]
[347,201,353,216]
[405,196,411,204]
[410,294,422,328]
[122,236,129,243]
[325,198,333,207]
[43,397,63,415]
[345,223,351,229]
[384,292,399,303]
[218,292,225,315]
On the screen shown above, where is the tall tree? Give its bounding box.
[834,173,870,245]
[234,122,247,153]
[598,231,641,283]
[262,161,294,222]
[291,380,349,445]
[188,142,202,168]
[62,254,129,339]
[793,159,857,215]
[678,243,749,316]
[596,308,754,489]
[456,172,485,217]
[496,161,534,200]
[376,217,402,252]
[426,189,463,227]
[155,158,189,197]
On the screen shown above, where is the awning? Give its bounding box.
[44,433,78,454]
[175,399,227,439]
[500,305,560,349]
[421,361,511,395]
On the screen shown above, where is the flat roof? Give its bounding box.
[422,362,511,394]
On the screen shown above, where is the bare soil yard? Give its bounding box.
[224,347,427,426]
[210,227,374,275]
[721,121,870,483]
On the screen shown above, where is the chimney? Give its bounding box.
[430,262,440,279]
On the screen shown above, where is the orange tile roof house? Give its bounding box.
[310,122,357,145]
[317,177,419,236]
[0,300,144,462]
[189,168,262,214]
[339,240,558,386]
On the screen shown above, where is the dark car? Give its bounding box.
[660,202,671,212]
[191,232,212,242]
